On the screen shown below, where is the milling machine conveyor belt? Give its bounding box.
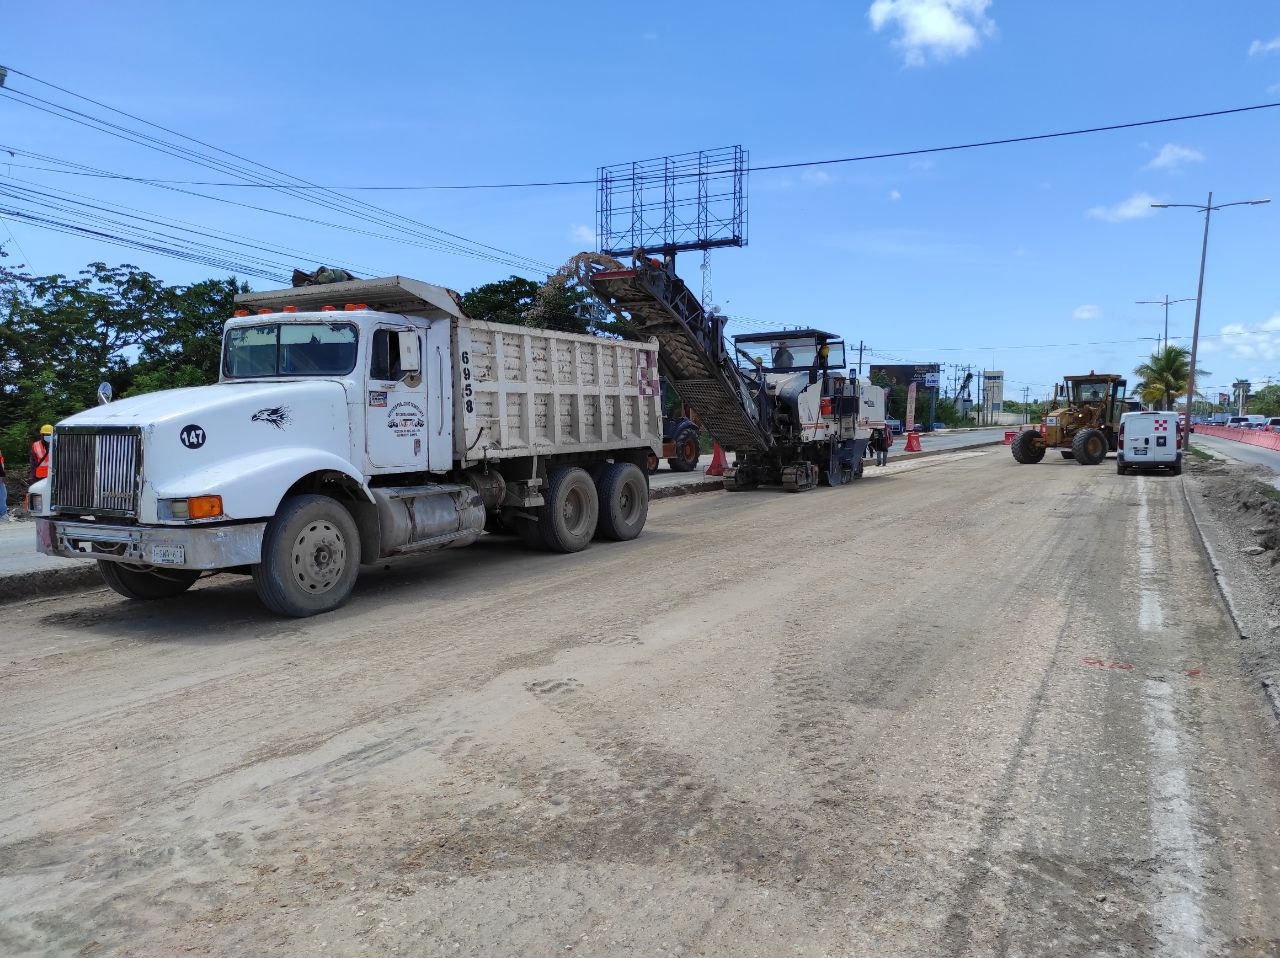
[589,263,771,452]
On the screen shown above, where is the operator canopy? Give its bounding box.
[733,329,846,371]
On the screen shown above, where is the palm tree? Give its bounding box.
[1132,345,1209,411]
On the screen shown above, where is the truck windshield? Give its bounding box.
[223,322,358,378]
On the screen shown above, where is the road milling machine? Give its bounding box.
[583,256,886,492]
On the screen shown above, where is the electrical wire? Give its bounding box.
[4,95,1274,190]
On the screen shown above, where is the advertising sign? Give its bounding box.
[870,364,940,388]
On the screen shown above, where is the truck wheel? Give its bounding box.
[667,426,700,472]
[1010,430,1046,464]
[97,561,200,600]
[645,450,660,475]
[595,462,648,541]
[253,494,360,617]
[538,467,598,553]
[1072,428,1107,465]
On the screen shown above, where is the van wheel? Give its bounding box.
[1170,457,1183,476]
[595,462,648,541]
[1116,459,1128,476]
[538,467,598,553]
[98,561,200,600]
[253,494,360,617]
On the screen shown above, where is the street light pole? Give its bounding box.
[1151,193,1270,442]
[1135,295,1194,352]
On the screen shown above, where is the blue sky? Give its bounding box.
[3,0,1280,402]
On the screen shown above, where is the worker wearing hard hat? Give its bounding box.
[30,424,52,483]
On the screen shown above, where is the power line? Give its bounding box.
[5,97,1276,190]
[0,68,556,273]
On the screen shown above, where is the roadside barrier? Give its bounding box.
[705,441,727,476]
[904,431,923,453]
[1004,430,1017,444]
[1194,423,1280,451]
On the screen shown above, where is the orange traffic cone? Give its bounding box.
[705,441,727,476]
[904,430,922,452]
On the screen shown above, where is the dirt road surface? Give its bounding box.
[3,448,1280,956]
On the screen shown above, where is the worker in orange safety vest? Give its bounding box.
[30,424,52,481]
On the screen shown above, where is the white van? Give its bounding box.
[1117,411,1182,476]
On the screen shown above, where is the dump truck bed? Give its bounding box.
[454,319,663,466]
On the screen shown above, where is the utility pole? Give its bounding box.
[1152,193,1270,440]
[1022,385,1030,424]
[857,341,865,376]
[1135,295,1194,352]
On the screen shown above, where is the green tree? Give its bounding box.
[461,275,594,335]
[1133,345,1208,411]
[1251,384,1280,418]
[0,254,245,478]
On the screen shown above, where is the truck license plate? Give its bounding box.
[150,544,186,565]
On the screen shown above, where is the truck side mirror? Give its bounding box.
[97,382,113,405]
[397,330,421,377]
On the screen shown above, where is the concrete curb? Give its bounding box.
[0,563,103,607]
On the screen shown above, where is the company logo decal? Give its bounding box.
[368,390,388,408]
[179,424,206,449]
[387,401,426,436]
[251,405,292,430]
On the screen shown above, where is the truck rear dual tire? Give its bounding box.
[535,467,599,553]
[594,462,648,541]
[1072,428,1108,466]
[253,494,361,617]
[97,561,200,600]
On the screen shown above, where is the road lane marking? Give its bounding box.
[1143,679,1209,957]
[1136,476,1165,633]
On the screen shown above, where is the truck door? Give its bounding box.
[366,324,429,469]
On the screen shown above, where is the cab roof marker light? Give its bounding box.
[233,309,250,317]
[258,308,273,315]
[344,303,368,311]
[321,305,337,311]
[283,305,298,313]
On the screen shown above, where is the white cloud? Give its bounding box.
[1269,82,1280,96]
[1145,143,1205,170]
[569,224,595,244]
[1087,192,1161,223]
[800,169,833,186]
[868,0,996,66]
[1213,314,1280,362]
[888,189,902,201]
[1073,304,1101,321]
[1248,35,1280,57]
[908,157,934,170]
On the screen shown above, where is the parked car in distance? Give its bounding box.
[1226,416,1250,428]
[1266,417,1280,432]
[931,421,946,431]
[886,417,903,435]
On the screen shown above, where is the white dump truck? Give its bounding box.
[29,276,662,616]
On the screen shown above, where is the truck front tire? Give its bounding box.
[253,494,361,617]
[595,462,648,541]
[667,426,701,472]
[538,467,598,553]
[97,561,200,600]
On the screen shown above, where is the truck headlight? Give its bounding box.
[160,495,223,520]
[26,493,42,513]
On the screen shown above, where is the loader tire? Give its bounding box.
[538,467,598,553]
[253,494,360,617]
[667,426,701,472]
[1010,429,1046,464]
[595,462,648,541]
[1072,428,1108,465]
[97,561,200,600]
[1061,450,1074,459]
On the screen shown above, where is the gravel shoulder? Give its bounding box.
[2,448,1279,956]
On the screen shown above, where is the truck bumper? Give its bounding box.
[36,518,267,570]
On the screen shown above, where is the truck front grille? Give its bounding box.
[51,427,142,518]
